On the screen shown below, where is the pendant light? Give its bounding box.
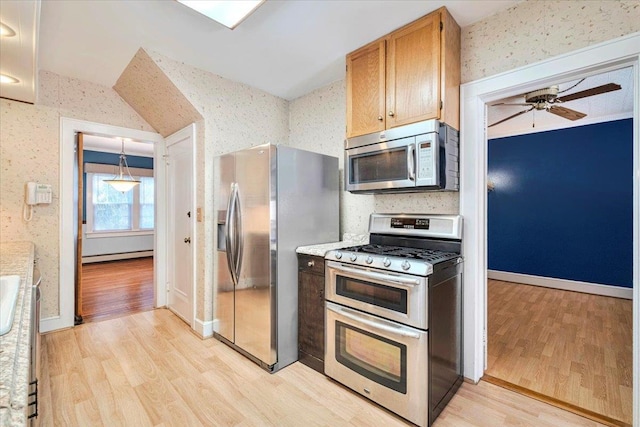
[104,138,140,192]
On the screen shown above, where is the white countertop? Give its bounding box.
[0,241,35,427]
[296,233,368,257]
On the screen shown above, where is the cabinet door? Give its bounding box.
[386,12,441,129]
[298,270,325,362]
[346,39,386,138]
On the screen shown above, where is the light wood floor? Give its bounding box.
[486,279,633,425]
[81,257,154,323]
[38,308,607,427]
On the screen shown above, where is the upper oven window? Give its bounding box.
[335,321,407,394]
[336,276,408,314]
[349,147,408,184]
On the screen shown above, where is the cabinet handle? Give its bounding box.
[377,116,383,121]
[307,260,315,267]
[388,111,395,117]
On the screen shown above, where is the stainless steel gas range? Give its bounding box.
[324,213,463,427]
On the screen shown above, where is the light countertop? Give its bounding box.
[296,233,369,257]
[0,241,35,427]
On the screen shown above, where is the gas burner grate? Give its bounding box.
[342,244,458,263]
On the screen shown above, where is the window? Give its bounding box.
[86,167,154,235]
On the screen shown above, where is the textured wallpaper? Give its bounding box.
[461,0,640,83]
[0,71,154,318]
[142,50,290,322]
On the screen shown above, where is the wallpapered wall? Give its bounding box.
[0,71,153,318]
[1,0,638,325]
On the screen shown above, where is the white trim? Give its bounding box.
[60,118,164,331]
[164,124,197,330]
[193,318,214,338]
[82,250,154,264]
[487,270,633,300]
[40,316,65,334]
[84,162,153,177]
[85,230,154,239]
[460,33,639,427]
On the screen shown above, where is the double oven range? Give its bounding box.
[324,214,463,427]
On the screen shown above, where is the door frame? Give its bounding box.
[460,33,639,425]
[45,118,164,333]
[165,124,197,328]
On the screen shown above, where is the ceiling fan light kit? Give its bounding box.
[489,81,622,128]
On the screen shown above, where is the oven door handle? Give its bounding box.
[331,264,420,286]
[327,303,421,339]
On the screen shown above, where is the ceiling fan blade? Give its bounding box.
[555,83,621,103]
[491,103,532,107]
[547,105,587,121]
[488,106,534,127]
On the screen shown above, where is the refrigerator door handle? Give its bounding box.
[225,183,238,286]
[234,184,244,281]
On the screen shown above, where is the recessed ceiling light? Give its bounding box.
[0,74,20,84]
[0,22,16,37]
[177,0,264,29]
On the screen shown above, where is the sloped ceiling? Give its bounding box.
[113,48,202,138]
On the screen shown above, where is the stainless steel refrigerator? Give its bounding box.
[214,143,339,372]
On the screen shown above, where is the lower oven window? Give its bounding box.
[335,321,407,394]
[336,276,408,313]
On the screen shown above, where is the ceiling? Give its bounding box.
[37,0,521,101]
[0,0,39,103]
[83,134,154,157]
[487,67,635,139]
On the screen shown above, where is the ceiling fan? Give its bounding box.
[488,80,622,128]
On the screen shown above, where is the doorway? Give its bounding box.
[459,34,639,426]
[48,118,165,334]
[77,133,156,323]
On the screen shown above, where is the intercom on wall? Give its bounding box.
[23,182,52,221]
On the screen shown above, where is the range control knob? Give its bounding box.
[401,260,411,271]
[349,253,358,262]
[335,251,343,260]
[365,256,374,264]
[383,257,391,267]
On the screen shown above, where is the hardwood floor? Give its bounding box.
[486,279,633,426]
[38,308,607,427]
[81,257,154,323]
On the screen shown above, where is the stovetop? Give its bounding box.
[340,244,459,263]
[325,214,463,276]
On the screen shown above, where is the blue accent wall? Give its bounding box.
[487,118,633,288]
[83,150,153,222]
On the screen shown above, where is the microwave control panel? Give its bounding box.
[417,138,436,185]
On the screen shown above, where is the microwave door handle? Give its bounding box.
[407,144,416,181]
[333,264,421,286]
[327,303,421,339]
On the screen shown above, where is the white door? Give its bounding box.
[166,125,195,325]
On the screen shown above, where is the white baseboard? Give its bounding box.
[487,270,633,300]
[193,318,214,338]
[82,250,154,263]
[40,316,73,333]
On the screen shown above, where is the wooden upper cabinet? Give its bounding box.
[345,7,460,138]
[346,40,386,138]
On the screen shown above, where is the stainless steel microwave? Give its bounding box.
[345,120,459,193]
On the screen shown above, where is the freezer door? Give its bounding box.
[215,152,236,343]
[234,144,277,365]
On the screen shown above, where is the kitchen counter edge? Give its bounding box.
[296,233,369,257]
[0,241,35,427]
